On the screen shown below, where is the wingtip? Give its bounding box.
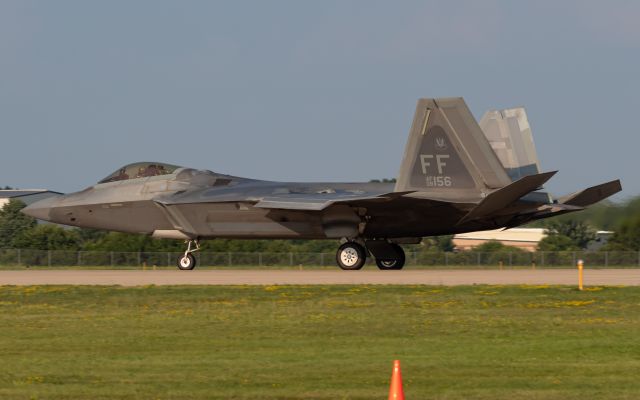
[541,170,559,178]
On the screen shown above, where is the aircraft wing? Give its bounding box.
[156,186,416,211]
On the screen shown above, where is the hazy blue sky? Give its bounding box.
[1,1,638,199]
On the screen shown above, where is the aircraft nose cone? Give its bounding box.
[21,197,59,221]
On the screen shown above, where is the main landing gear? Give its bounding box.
[177,240,200,270]
[375,243,406,270]
[336,242,368,270]
[335,241,406,271]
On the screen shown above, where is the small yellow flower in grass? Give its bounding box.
[474,290,499,296]
[555,300,596,307]
[520,284,550,290]
[22,287,39,295]
[21,376,44,385]
[525,299,597,308]
[578,317,622,324]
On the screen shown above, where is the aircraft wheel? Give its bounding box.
[336,242,367,270]
[376,244,406,270]
[177,253,197,270]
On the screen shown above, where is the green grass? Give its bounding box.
[0,285,639,399]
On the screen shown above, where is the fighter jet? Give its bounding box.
[23,98,621,270]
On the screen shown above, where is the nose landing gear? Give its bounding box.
[177,240,200,270]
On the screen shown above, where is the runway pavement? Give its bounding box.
[0,269,638,286]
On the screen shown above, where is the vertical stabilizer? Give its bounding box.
[479,107,542,181]
[394,98,511,198]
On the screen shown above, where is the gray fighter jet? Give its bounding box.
[23,98,621,270]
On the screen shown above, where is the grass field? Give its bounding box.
[0,285,639,399]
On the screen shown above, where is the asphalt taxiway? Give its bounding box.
[0,269,637,286]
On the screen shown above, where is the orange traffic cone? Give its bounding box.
[388,360,405,400]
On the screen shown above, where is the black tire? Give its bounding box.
[376,244,406,270]
[177,253,197,270]
[336,242,367,270]
[376,259,400,270]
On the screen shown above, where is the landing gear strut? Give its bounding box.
[177,240,200,270]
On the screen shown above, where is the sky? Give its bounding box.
[1,1,638,200]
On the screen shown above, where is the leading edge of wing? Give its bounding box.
[253,191,416,211]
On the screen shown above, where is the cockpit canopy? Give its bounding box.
[98,162,181,184]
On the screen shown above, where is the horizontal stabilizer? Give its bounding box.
[457,171,557,225]
[558,180,622,207]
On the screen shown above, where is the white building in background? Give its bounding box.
[453,228,615,252]
[453,228,547,252]
[589,231,614,251]
[0,190,63,209]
